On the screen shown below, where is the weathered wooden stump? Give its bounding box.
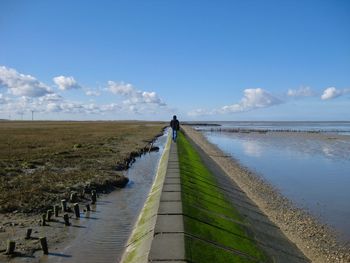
[46,210,53,222]
[63,213,70,226]
[25,228,32,240]
[91,190,97,204]
[39,237,48,255]
[5,240,15,255]
[70,192,77,202]
[41,214,47,226]
[73,203,80,218]
[61,199,67,212]
[54,205,59,217]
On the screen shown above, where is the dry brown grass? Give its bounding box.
[0,121,165,213]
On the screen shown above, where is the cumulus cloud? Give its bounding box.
[46,102,62,112]
[39,93,63,102]
[321,87,350,100]
[107,81,166,106]
[0,93,9,104]
[108,81,134,96]
[0,66,168,117]
[85,90,101,96]
[53,76,81,90]
[0,66,52,97]
[44,102,121,115]
[188,108,213,117]
[219,88,281,113]
[287,86,313,98]
[188,88,281,117]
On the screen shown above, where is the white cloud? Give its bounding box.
[219,88,281,113]
[85,90,101,96]
[107,81,134,96]
[107,81,166,107]
[0,93,9,104]
[39,93,63,102]
[0,66,51,97]
[188,88,281,117]
[53,76,81,90]
[0,66,168,117]
[188,108,213,117]
[321,87,350,100]
[287,86,313,98]
[46,102,62,112]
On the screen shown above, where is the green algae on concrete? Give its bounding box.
[177,132,271,263]
[120,132,171,263]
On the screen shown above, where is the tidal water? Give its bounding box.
[196,121,350,135]
[39,131,168,263]
[202,129,350,242]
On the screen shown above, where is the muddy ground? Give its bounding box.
[0,121,165,261]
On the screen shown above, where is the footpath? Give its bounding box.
[148,142,186,262]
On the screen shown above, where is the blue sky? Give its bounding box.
[0,0,349,121]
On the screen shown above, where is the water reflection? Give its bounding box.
[242,140,262,157]
[204,131,350,241]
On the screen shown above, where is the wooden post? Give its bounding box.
[73,203,80,218]
[61,199,67,212]
[46,209,53,222]
[39,237,49,255]
[70,192,77,202]
[25,228,32,240]
[41,214,46,226]
[91,190,97,204]
[54,205,59,217]
[85,204,91,212]
[5,240,15,255]
[63,213,70,226]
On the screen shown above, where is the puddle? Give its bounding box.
[31,131,168,263]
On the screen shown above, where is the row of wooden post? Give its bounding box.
[4,190,98,256]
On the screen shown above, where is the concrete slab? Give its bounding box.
[167,166,179,170]
[149,261,187,263]
[158,201,183,214]
[164,178,181,184]
[160,191,182,201]
[165,171,180,177]
[163,184,182,192]
[154,215,184,233]
[149,233,185,261]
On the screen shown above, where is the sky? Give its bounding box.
[0,0,349,121]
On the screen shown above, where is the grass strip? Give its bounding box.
[178,132,270,263]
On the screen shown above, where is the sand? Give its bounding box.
[182,125,350,263]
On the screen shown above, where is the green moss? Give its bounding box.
[178,132,270,263]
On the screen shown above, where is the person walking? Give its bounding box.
[170,115,180,142]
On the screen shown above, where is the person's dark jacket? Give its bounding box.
[170,119,180,130]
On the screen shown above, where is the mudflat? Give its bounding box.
[0,121,164,260]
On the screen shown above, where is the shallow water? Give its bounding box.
[195,121,350,135]
[40,131,168,263]
[204,131,350,242]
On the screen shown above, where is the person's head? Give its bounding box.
[173,115,177,120]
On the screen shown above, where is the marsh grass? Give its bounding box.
[177,132,270,262]
[0,121,164,213]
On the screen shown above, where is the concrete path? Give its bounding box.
[149,142,186,262]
